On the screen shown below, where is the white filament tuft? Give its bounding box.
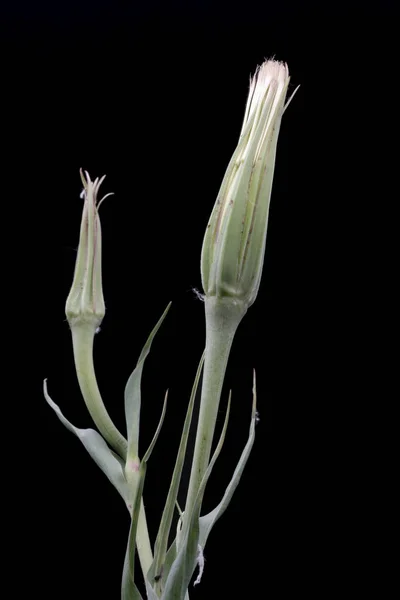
[192,287,205,302]
[193,545,205,586]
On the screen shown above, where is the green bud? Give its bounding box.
[201,60,293,309]
[65,170,113,328]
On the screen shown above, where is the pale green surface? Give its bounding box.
[45,60,295,599]
[161,395,231,600]
[125,302,171,461]
[43,379,128,502]
[46,299,172,590]
[122,387,168,599]
[199,371,257,549]
[65,171,107,325]
[44,378,153,585]
[148,352,205,596]
[71,321,128,459]
[200,64,290,309]
[123,462,147,600]
[183,297,246,535]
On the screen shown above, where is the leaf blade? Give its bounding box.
[125,302,171,459]
[147,353,205,595]
[44,379,128,504]
[199,370,258,548]
[161,394,231,600]
[122,464,147,600]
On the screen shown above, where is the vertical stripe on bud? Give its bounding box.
[65,170,113,328]
[201,60,294,309]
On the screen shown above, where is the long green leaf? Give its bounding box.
[199,370,258,548]
[122,464,147,600]
[147,352,205,595]
[142,390,168,464]
[125,302,171,459]
[161,394,232,600]
[44,380,128,505]
[123,389,169,599]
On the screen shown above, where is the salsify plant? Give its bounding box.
[44,59,297,599]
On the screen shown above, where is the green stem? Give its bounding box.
[71,320,127,458]
[183,297,246,530]
[70,320,153,579]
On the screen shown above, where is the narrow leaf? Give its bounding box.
[161,395,231,600]
[122,464,147,600]
[147,352,205,594]
[125,302,171,459]
[124,388,168,600]
[44,380,128,504]
[142,390,168,463]
[199,370,258,548]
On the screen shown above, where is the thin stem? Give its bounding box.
[70,320,154,579]
[183,297,246,531]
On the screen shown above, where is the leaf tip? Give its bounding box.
[252,369,257,419]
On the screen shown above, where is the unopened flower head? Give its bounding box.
[65,170,113,328]
[201,59,294,309]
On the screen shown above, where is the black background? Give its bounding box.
[3,1,397,598]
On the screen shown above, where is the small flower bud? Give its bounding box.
[65,170,113,328]
[201,60,292,309]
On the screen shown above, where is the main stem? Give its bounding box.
[183,297,246,529]
[70,320,153,579]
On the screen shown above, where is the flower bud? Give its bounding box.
[65,170,112,328]
[201,60,292,308]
